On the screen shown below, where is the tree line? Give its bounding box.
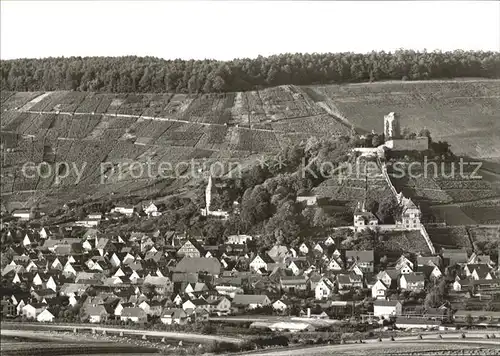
[1,50,499,93]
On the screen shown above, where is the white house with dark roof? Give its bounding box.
[373,299,402,319]
[396,193,421,229]
[315,277,335,300]
[250,254,275,272]
[372,279,389,298]
[232,294,271,310]
[399,272,425,291]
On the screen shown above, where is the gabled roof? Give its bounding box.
[374,299,401,307]
[252,254,274,264]
[232,294,269,306]
[175,257,221,275]
[86,305,107,316]
[121,307,146,317]
[280,275,307,285]
[402,272,425,283]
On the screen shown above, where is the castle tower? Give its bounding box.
[384,112,400,140]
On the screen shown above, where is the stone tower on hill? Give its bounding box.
[384,112,401,140]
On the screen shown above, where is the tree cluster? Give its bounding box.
[2,50,499,93]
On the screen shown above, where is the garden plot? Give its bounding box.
[426,225,473,249]
[0,91,14,104]
[51,91,88,113]
[117,94,155,116]
[204,92,234,125]
[230,92,249,125]
[468,225,500,243]
[94,94,114,113]
[259,86,323,120]
[158,94,191,118]
[67,115,101,139]
[0,132,19,149]
[230,128,280,153]
[243,91,267,124]
[378,230,431,254]
[1,91,43,111]
[195,125,230,150]
[105,95,127,115]
[271,114,351,136]
[28,91,70,112]
[155,123,205,147]
[85,115,134,140]
[3,112,31,132]
[1,169,14,194]
[43,115,74,140]
[180,94,218,123]
[57,140,114,187]
[462,205,500,224]
[142,94,174,117]
[105,141,148,162]
[14,113,45,135]
[275,132,312,150]
[74,93,102,113]
[0,110,25,130]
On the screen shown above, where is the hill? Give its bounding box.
[1,80,499,214]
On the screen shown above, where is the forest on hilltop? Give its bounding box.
[1,50,499,93]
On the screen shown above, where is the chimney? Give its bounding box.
[307,308,311,318]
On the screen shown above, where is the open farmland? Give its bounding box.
[306,80,500,159]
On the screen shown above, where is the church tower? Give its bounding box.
[384,112,401,140]
[205,175,212,215]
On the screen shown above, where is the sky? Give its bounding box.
[1,1,499,60]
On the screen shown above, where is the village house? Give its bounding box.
[373,300,403,319]
[161,308,188,325]
[296,194,317,206]
[12,209,35,221]
[226,234,252,244]
[353,202,379,231]
[315,278,335,300]
[372,279,389,299]
[86,305,108,323]
[232,294,271,310]
[396,194,421,229]
[249,254,275,272]
[272,299,289,312]
[111,205,135,216]
[337,273,363,290]
[143,202,161,217]
[120,307,147,324]
[177,239,204,258]
[399,272,425,292]
[280,275,308,293]
[22,303,47,319]
[36,309,55,323]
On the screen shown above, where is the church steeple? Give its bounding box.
[205,175,212,214]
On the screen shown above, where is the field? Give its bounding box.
[1,79,499,212]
